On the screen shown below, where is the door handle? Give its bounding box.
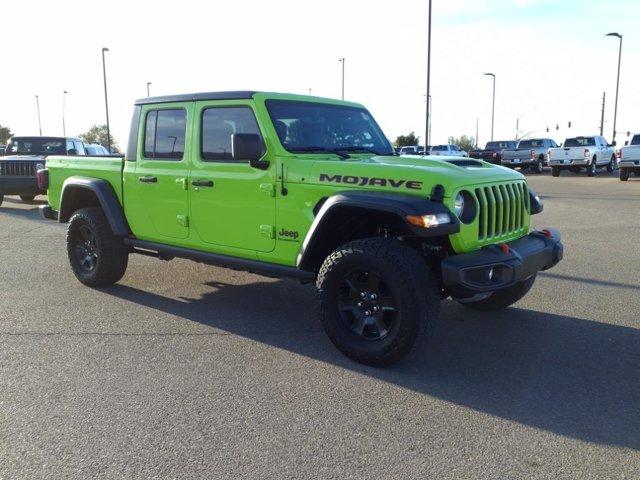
[138,176,158,183]
[191,179,214,187]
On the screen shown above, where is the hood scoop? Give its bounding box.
[445,159,484,168]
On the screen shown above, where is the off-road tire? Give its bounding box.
[587,157,596,177]
[551,167,560,177]
[460,274,536,311]
[317,237,440,366]
[606,155,616,173]
[67,207,128,287]
[534,156,544,174]
[620,168,630,181]
[20,195,36,202]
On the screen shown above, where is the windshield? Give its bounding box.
[564,137,595,147]
[518,139,544,148]
[631,135,640,146]
[432,145,447,151]
[265,100,394,155]
[6,137,66,155]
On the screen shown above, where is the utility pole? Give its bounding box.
[146,82,152,98]
[425,0,432,147]
[484,73,496,141]
[102,47,111,152]
[62,90,68,136]
[35,95,42,135]
[476,117,479,147]
[606,33,622,143]
[600,91,606,137]
[338,58,345,100]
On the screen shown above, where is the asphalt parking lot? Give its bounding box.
[1,171,638,479]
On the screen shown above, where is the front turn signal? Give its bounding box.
[406,213,451,228]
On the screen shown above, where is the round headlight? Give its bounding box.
[454,192,465,217]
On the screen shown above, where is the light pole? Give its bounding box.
[606,32,622,144]
[102,47,111,152]
[35,95,42,135]
[425,0,432,147]
[484,73,496,141]
[338,58,345,100]
[147,82,152,98]
[62,90,68,136]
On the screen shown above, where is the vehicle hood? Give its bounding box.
[306,154,525,198]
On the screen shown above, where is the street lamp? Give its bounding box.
[338,58,345,100]
[102,47,111,152]
[35,95,42,135]
[147,82,152,98]
[425,0,432,147]
[605,32,622,144]
[62,90,68,136]
[484,73,496,141]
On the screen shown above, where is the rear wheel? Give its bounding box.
[620,168,630,181]
[606,155,616,173]
[317,238,440,366]
[551,167,560,177]
[587,156,597,177]
[67,207,128,287]
[533,157,544,173]
[20,195,36,202]
[459,275,536,311]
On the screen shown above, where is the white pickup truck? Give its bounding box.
[617,134,640,181]
[548,135,616,177]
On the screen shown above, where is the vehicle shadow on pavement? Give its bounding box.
[105,279,640,451]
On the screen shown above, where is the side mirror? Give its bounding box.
[68,148,78,156]
[611,141,617,147]
[625,141,629,146]
[232,133,268,169]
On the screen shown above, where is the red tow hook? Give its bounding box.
[498,243,510,254]
[541,229,553,238]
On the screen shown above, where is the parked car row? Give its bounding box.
[0,136,113,206]
[397,144,469,157]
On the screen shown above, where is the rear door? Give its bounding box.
[123,103,192,241]
[188,101,276,253]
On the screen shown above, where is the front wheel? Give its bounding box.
[317,238,440,366]
[20,195,36,202]
[606,155,616,173]
[67,207,129,287]
[620,168,630,181]
[459,274,536,311]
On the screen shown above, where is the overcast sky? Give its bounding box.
[1,0,638,148]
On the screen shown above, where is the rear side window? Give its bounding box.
[143,109,187,160]
[201,107,261,161]
[631,135,640,146]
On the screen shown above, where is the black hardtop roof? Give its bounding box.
[134,91,258,106]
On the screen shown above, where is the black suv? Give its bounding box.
[0,136,86,206]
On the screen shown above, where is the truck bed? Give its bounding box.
[46,155,125,211]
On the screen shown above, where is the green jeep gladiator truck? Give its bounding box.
[38,91,563,366]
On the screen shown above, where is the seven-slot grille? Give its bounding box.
[0,161,38,177]
[474,182,530,240]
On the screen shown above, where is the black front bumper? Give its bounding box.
[442,228,563,298]
[0,176,43,196]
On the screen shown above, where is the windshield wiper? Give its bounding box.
[288,147,350,159]
[335,146,395,156]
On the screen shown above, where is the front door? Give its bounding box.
[189,102,276,253]
[124,104,192,241]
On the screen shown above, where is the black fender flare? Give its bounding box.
[58,177,129,236]
[296,191,459,270]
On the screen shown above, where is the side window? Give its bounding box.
[66,139,76,155]
[74,141,85,155]
[143,109,186,160]
[201,106,262,161]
